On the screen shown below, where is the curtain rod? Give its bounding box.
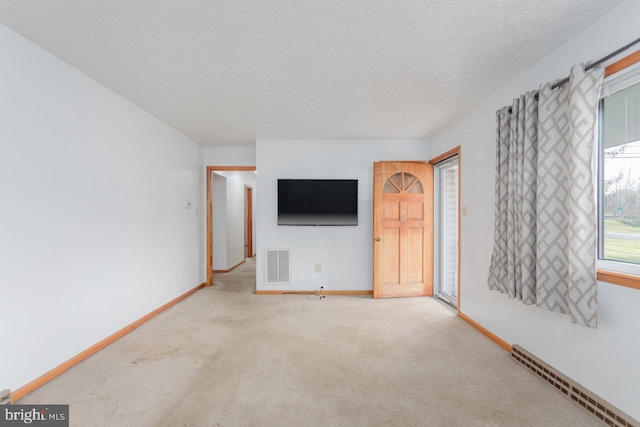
[550,36,640,90]
[507,37,640,110]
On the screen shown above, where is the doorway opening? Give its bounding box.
[206,166,256,287]
[431,148,460,310]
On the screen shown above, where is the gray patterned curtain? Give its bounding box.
[488,64,604,328]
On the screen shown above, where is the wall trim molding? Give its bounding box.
[11,282,206,402]
[256,290,373,296]
[458,311,512,352]
[213,259,245,274]
[429,146,460,166]
[597,269,640,290]
[604,49,640,78]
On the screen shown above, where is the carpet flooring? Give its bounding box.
[19,258,601,426]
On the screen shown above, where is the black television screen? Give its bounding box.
[278,179,358,226]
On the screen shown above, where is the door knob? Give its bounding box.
[375,237,381,242]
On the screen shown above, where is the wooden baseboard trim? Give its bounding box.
[256,290,373,296]
[11,282,206,402]
[458,312,512,353]
[212,260,245,274]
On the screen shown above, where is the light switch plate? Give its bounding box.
[185,200,192,209]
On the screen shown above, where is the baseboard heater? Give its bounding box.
[511,345,637,427]
[0,389,11,405]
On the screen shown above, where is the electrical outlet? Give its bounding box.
[315,264,322,273]
[462,205,468,216]
[185,200,192,209]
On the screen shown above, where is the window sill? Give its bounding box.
[597,269,640,290]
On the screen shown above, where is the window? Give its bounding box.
[597,60,640,283]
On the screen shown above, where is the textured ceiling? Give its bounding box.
[0,0,624,146]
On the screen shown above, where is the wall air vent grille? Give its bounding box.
[265,249,291,285]
[511,345,637,427]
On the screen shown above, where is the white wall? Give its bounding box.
[212,173,228,270]
[202,147,256,166]
[0,24,202,392]
[256,139,428,291]
[428,1,640,419]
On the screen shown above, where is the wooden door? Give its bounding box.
[245,186,253,258]
[373,162,433,298]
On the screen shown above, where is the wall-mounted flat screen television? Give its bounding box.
[278,179,358,226]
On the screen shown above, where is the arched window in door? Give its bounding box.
[383,172,424,194]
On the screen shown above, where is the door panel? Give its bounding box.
[383,202,400,220]
[407,203,423,221]
[373,162,433,298]
[382,228,400,284]
[406,228,424,283]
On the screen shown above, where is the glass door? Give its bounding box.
[434,156,459,308]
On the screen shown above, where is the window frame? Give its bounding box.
[596,49,640,290]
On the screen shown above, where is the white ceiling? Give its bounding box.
[0,1,624,147]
